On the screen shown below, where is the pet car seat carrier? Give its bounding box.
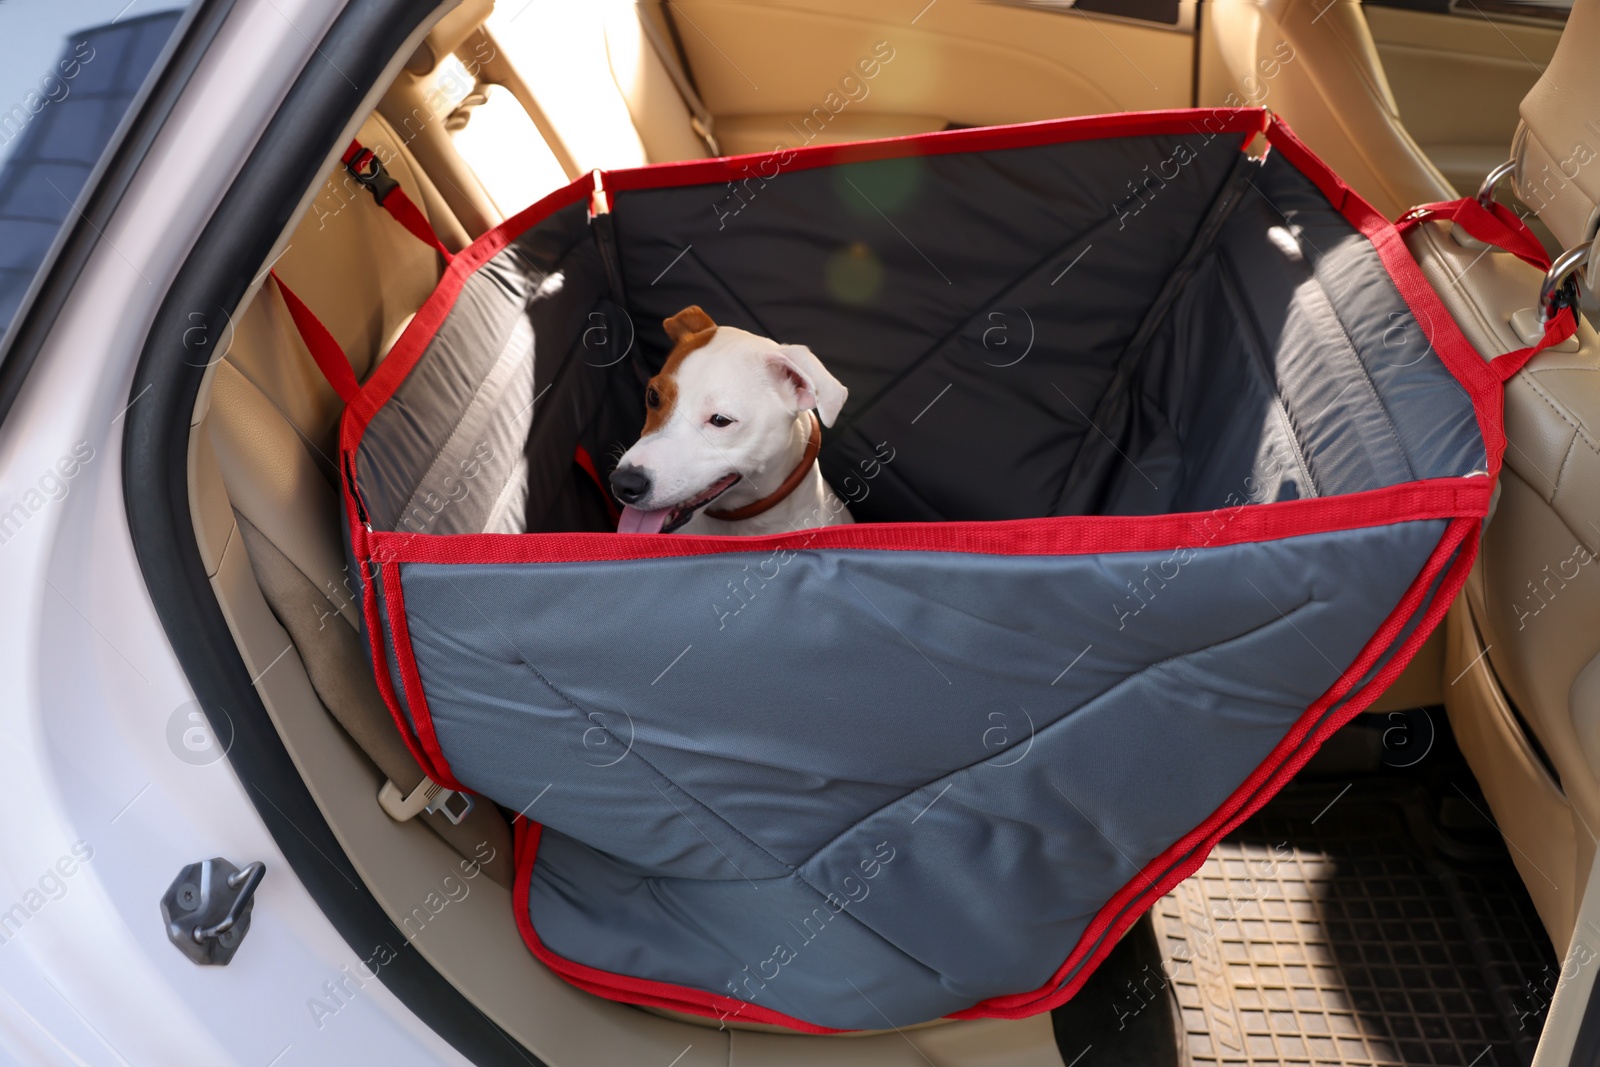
[275,110,1574,1033]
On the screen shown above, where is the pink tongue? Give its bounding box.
[618,506,671,534]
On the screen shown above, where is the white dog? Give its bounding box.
[610,306,855,535]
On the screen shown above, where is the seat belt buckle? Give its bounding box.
[691,116,720,157]
[378,777,474,826]
[345,147,400,207]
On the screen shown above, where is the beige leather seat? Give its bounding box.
[1405,0,1600,954]
[1200,0,1457,220]
[192,101,522,875]
[483,0,709,175]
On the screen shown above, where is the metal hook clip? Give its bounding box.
[1539,245,1590,326]
[1477,159,1517,211]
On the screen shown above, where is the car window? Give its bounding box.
[0,1,195,336]
[1365,0,1572,22]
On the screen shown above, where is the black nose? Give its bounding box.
[610,465,652,506]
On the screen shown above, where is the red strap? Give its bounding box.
[271,271,359,402]
[1488,305,1577,382]
[1395,197,1550,271]
[341,141,454,263]
[267,141,454,403]
[573,445,622,523]
[1393,196,1577,382]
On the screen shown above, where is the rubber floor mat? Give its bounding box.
[1149,777,1557,1067]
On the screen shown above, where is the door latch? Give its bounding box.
[161,858,266,965]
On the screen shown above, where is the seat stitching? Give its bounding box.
[826,210,1128,443]
[1215,249,1321,497]
[1245,178,1417,483]
[1553,434,1580,504]
[1521,373,1595,451]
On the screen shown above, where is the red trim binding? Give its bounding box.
[510,818,847,1034]
[365,478,1489,565]
[962,514,1478,1016]
[333,108,1540,1031]
[601,107,1271,195]
[341,175,596,452]
[379,562,469,794]
[504,516,1479,1031]
[1390,196,1578,383]
[1260,117,1576,477]
[355,549,447,786]
[573,444,621,524]
[341,111,1270,458]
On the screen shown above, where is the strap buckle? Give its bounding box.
[345,147,400,207]
[378,777,474,826]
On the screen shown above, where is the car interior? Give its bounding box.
[180,0,1597,1062]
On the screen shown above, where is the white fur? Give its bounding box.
[616,326,854,534]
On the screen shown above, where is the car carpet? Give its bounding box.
[1053,711,1556,1067]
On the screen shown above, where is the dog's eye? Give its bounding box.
[709,414,734,428]
[645,387,660,409]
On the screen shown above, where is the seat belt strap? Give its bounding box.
[271,271,359,402]
[268,141,457,403]
[634,3,720,156]
[574,444,622,523]
[341,141,455,262]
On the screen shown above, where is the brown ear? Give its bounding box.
[664,305,717,342]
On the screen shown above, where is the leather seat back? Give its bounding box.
[1200,0,1456,219]
[1512,0,1600,257]
[1406,0,1600,951]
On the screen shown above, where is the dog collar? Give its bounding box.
[706,410,823,522]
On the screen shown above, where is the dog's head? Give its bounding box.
[610,305,847,533]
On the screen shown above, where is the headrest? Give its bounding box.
[405,0,494,76]
[1512,0,1600,254]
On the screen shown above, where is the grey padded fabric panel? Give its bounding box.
[341,118,1493,1030]
[351,136,1480,541]
[602,138,1480,525]
[613,132,1249,524]
[356,201,626,535]
[397,520,1444,1029]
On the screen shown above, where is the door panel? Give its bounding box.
[1365,1,1562,193]
[667,0,1195,156]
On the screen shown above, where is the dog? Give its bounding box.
[610,306,854,535]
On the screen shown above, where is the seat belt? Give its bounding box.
[633,3,720,156]
[267,136,458,399]
[272,272,359,402]
[341,140,455,262]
